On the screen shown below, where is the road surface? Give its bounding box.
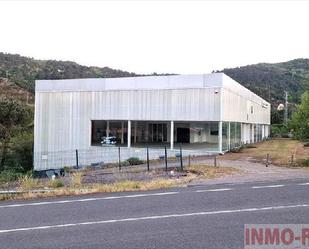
[1,178,309,248]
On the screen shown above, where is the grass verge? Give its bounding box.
[0,165,238,201]
[222,138,309,167]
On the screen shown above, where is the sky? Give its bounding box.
[1,0,309,74]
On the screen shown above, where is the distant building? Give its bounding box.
[34,73,270,170]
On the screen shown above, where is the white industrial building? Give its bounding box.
[34,73,270,170]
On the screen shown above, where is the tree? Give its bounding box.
[289,91,309,140]
[0,98,31,171]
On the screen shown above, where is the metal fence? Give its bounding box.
[33,146,216,171]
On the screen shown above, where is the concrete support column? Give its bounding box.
[218,121,223,153]
[106,121,110,137]
[262,124,265,139]
[251,124,255,143]
[121,121,124,144]
[134,121,137,143]
[266,125,268,138]
[127,120,131,148]
[228,122,231,150]
[170,121,174,150]
[240,123,246,144]
[146,122,149,142]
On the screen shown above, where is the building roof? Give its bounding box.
[35,72,269,106]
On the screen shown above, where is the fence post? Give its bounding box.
[290,153,294,166]
[147,147,150,171]
[214,155,217,167]
[75,149,79,169]
[165,146,168,171]
[180,144,183,171]
[118,147,121,171]
[266,153,269,167]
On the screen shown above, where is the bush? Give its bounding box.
[298,159,309,167]
[0,170,23,183]
[127,157,144,165]
[120,160,130,167]
[6,131,33,173]
[271,124,289,138]
[63,166,72,173]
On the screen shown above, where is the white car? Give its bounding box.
[101,136,117,146]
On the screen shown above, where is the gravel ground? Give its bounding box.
[188,157,309,185]
[80,155,309,185]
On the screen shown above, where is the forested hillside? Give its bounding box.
[220,59,309,107]
[0,52,137,92]
[1,52,309,122]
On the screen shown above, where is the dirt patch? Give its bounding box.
[221,138,309,167]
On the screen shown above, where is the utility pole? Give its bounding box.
[268,83,271,103]
[284,91,288,124]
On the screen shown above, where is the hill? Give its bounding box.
[0,52,137,92]
[1,52,309,122]
[0,78,34,104]
[220,59,309,107]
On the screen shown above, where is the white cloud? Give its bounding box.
[0,0,308,74]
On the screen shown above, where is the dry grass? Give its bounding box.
[18,175,43,190]
[2,178,188,201]
[92,178,179,193]
[187,164,239,179]
[222,138,309,166]
[0,164,238,201]
[71,172,83,187]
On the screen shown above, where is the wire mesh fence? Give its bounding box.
[34,145,217,172]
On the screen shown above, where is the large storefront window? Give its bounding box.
[230,122,242,149]
[222,122,229,151]
[91,120,127,146]
[91,120,221,151]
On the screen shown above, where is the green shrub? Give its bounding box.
[127,157,144,165]
[271,124,289,138]
[63,166,72,173]
[298,159,309,167]
[120,160,130,167]
[0,170,23,183]
[6,131,33,172]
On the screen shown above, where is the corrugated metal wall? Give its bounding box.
[34,88,221,153]
[34,74,271,170]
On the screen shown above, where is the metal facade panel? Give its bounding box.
[33,88,222,168]
[221,88,271,124]
[36,74,223,92]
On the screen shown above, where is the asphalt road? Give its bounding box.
[1,178,309,249]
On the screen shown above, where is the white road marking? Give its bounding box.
[0,192,179,209]
[196,188,232,193]
[0,203,309,234]
[251,184,285,189]
[298,182,309,186]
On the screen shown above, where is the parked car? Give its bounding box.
[101,136,117,146]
